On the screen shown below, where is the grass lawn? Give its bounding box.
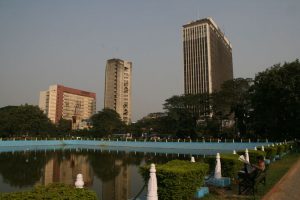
[201,151,300,200]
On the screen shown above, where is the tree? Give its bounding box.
[0,104,55,137]
[90,108,125,136]
[131,114,177,136]
[57,118,72,134]
[163,94,210,138]
[211,78,252,136]
[250,60,300,140]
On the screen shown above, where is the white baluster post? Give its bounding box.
[214,153,222,179]
[147,164,158,200]
[75,174,84,188]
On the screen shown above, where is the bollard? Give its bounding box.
[75,174,84,188]
[214,153,222,179]
[254,146,257,150]
[241,139,243,143]
[232,139,234,143]
[191,156,195,163]
[233,150,236,154]
[177,139,180,142]
[261,146,265,151]
[248,138,251,143]
[245,149,249,163]
[147,164,158,200]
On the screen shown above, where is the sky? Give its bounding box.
[0,0,299,121]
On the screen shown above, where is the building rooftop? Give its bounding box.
[183,17,232,48]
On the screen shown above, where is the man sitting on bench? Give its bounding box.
[238,155,266,195]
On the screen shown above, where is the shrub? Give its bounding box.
[0,183,97,200]
[204,154,243,179]
[282,144,290,152]
[276,145,285,155]
[140,160,208,200]
[264,146,277,159]
[237,149,266,163]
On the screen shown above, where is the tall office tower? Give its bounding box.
[104,58,132,124]
[39,84,96,129]
[183,17,233,95]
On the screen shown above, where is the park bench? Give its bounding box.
[238,164,268,195]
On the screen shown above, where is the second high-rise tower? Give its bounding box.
[104,58,132,124]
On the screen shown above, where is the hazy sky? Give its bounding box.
[0,0,299,121]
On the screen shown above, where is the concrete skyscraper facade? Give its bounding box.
[183,17,233,95]
[104,58,132,124]
[39,84,96,129]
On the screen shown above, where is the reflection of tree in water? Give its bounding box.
[0,151,50,187]
[89,151,121,182]
[88,151,144,182]
[122,152,143,166]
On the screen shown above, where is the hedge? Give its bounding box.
[204,154,243,179]
[0,183,97,200]
[140,160,209,200]
[237,149,266,163]
[264,146,277,159]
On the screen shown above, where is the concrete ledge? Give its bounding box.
[207,177,231,187]
[0,140,270,149]
[265,159,271,165]
[195,187,209,198]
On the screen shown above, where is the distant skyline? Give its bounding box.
[1,0,300,121]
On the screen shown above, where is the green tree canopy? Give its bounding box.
[212,78,252,136]
[163,94,210,138]
[57,118,72,134]
[90,108,125,136]
[0,104,55,137]
[250,59,300,140]
[131,114,177,136]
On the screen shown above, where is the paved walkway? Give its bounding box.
[262,156,300,200]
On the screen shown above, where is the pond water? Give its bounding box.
[0,148,199,200]
[0,140,269,200]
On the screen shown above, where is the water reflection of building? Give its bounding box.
[41,154,93,186]
[102,159,131,200]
